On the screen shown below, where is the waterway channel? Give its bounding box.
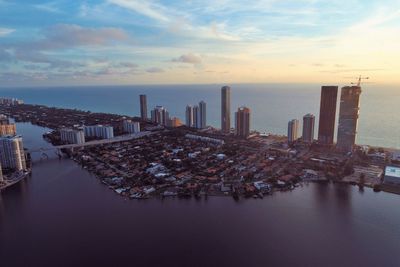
[1,122,399,267]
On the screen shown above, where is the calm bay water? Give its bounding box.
[0,122,400,266]
[0,83,399,148]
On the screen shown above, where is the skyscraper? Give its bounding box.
[193,105,200,128]
[151,106,169,126]
[302,114,315,143]
[0,135,26,171]
[337,86,362,152]
[235,106,251,138]
[139,94,148,121]
[186,101,206,129]
[318,86,338,145]
[0,162,3,182]
[185,105,194,127]
[221,86,231,133]
[199,101,207,129]
[288,119,299,143]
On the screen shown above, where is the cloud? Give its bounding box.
[108,0,170,22]
[146,67,164,73]
[0,28,14,37]
[350,8,400,30]
[30,24,128,50]
[172,53,202,64]
[319,68,386,74]
[1,24,131,73]
[13,49,86,69]
[0,48,12,62]
[115,62,138,68]
[33,1,62,13]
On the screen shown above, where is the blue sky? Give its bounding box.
[1,0,400,86]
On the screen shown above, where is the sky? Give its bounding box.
[0,0,400,87]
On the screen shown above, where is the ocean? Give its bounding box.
[0,83,399,148]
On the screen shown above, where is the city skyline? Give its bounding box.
[1,1,400,266]
[1,0,400,87]
[136,82,363,147]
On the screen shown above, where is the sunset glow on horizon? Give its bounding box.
[1,0,400,87]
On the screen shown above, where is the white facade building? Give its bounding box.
[123,120,141,134]
[60,128,85,144]
[288,119,299,143]
[151,106,169,126]
[84,125,114,139]
[0,135,26,171]
[186,101,206,129]
[302,114,315,143]
[198,101,207,129]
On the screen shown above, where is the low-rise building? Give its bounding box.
[185,134,225,145]
[384,166,400,186]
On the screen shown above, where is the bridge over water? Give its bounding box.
[28,131,153,153]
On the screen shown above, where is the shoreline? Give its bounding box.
[0,171,30,191]
[1,103,400,199]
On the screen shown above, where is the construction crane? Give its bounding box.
[351,75,369,87]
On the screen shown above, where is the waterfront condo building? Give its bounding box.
[0,124,17,137]
[193,105,200,128]
[187,101,207,129]
[0,162,3,182]
[123,120,141,134]
[337,86,362,152]
[288,119,299,143]
[302,114,315,143]
[0,135,26,171]
[221,86,231,133]
[198,101,207,129]
[151,106,169,126]
[318,86,338,145]
[84,125,114,139]
[185,105,194,127]
[235,106,251,138]
[139,94,148,121]
[60,128,85,144]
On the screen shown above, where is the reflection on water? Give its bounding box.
[1,122,400,267]
[333,183,352,213]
